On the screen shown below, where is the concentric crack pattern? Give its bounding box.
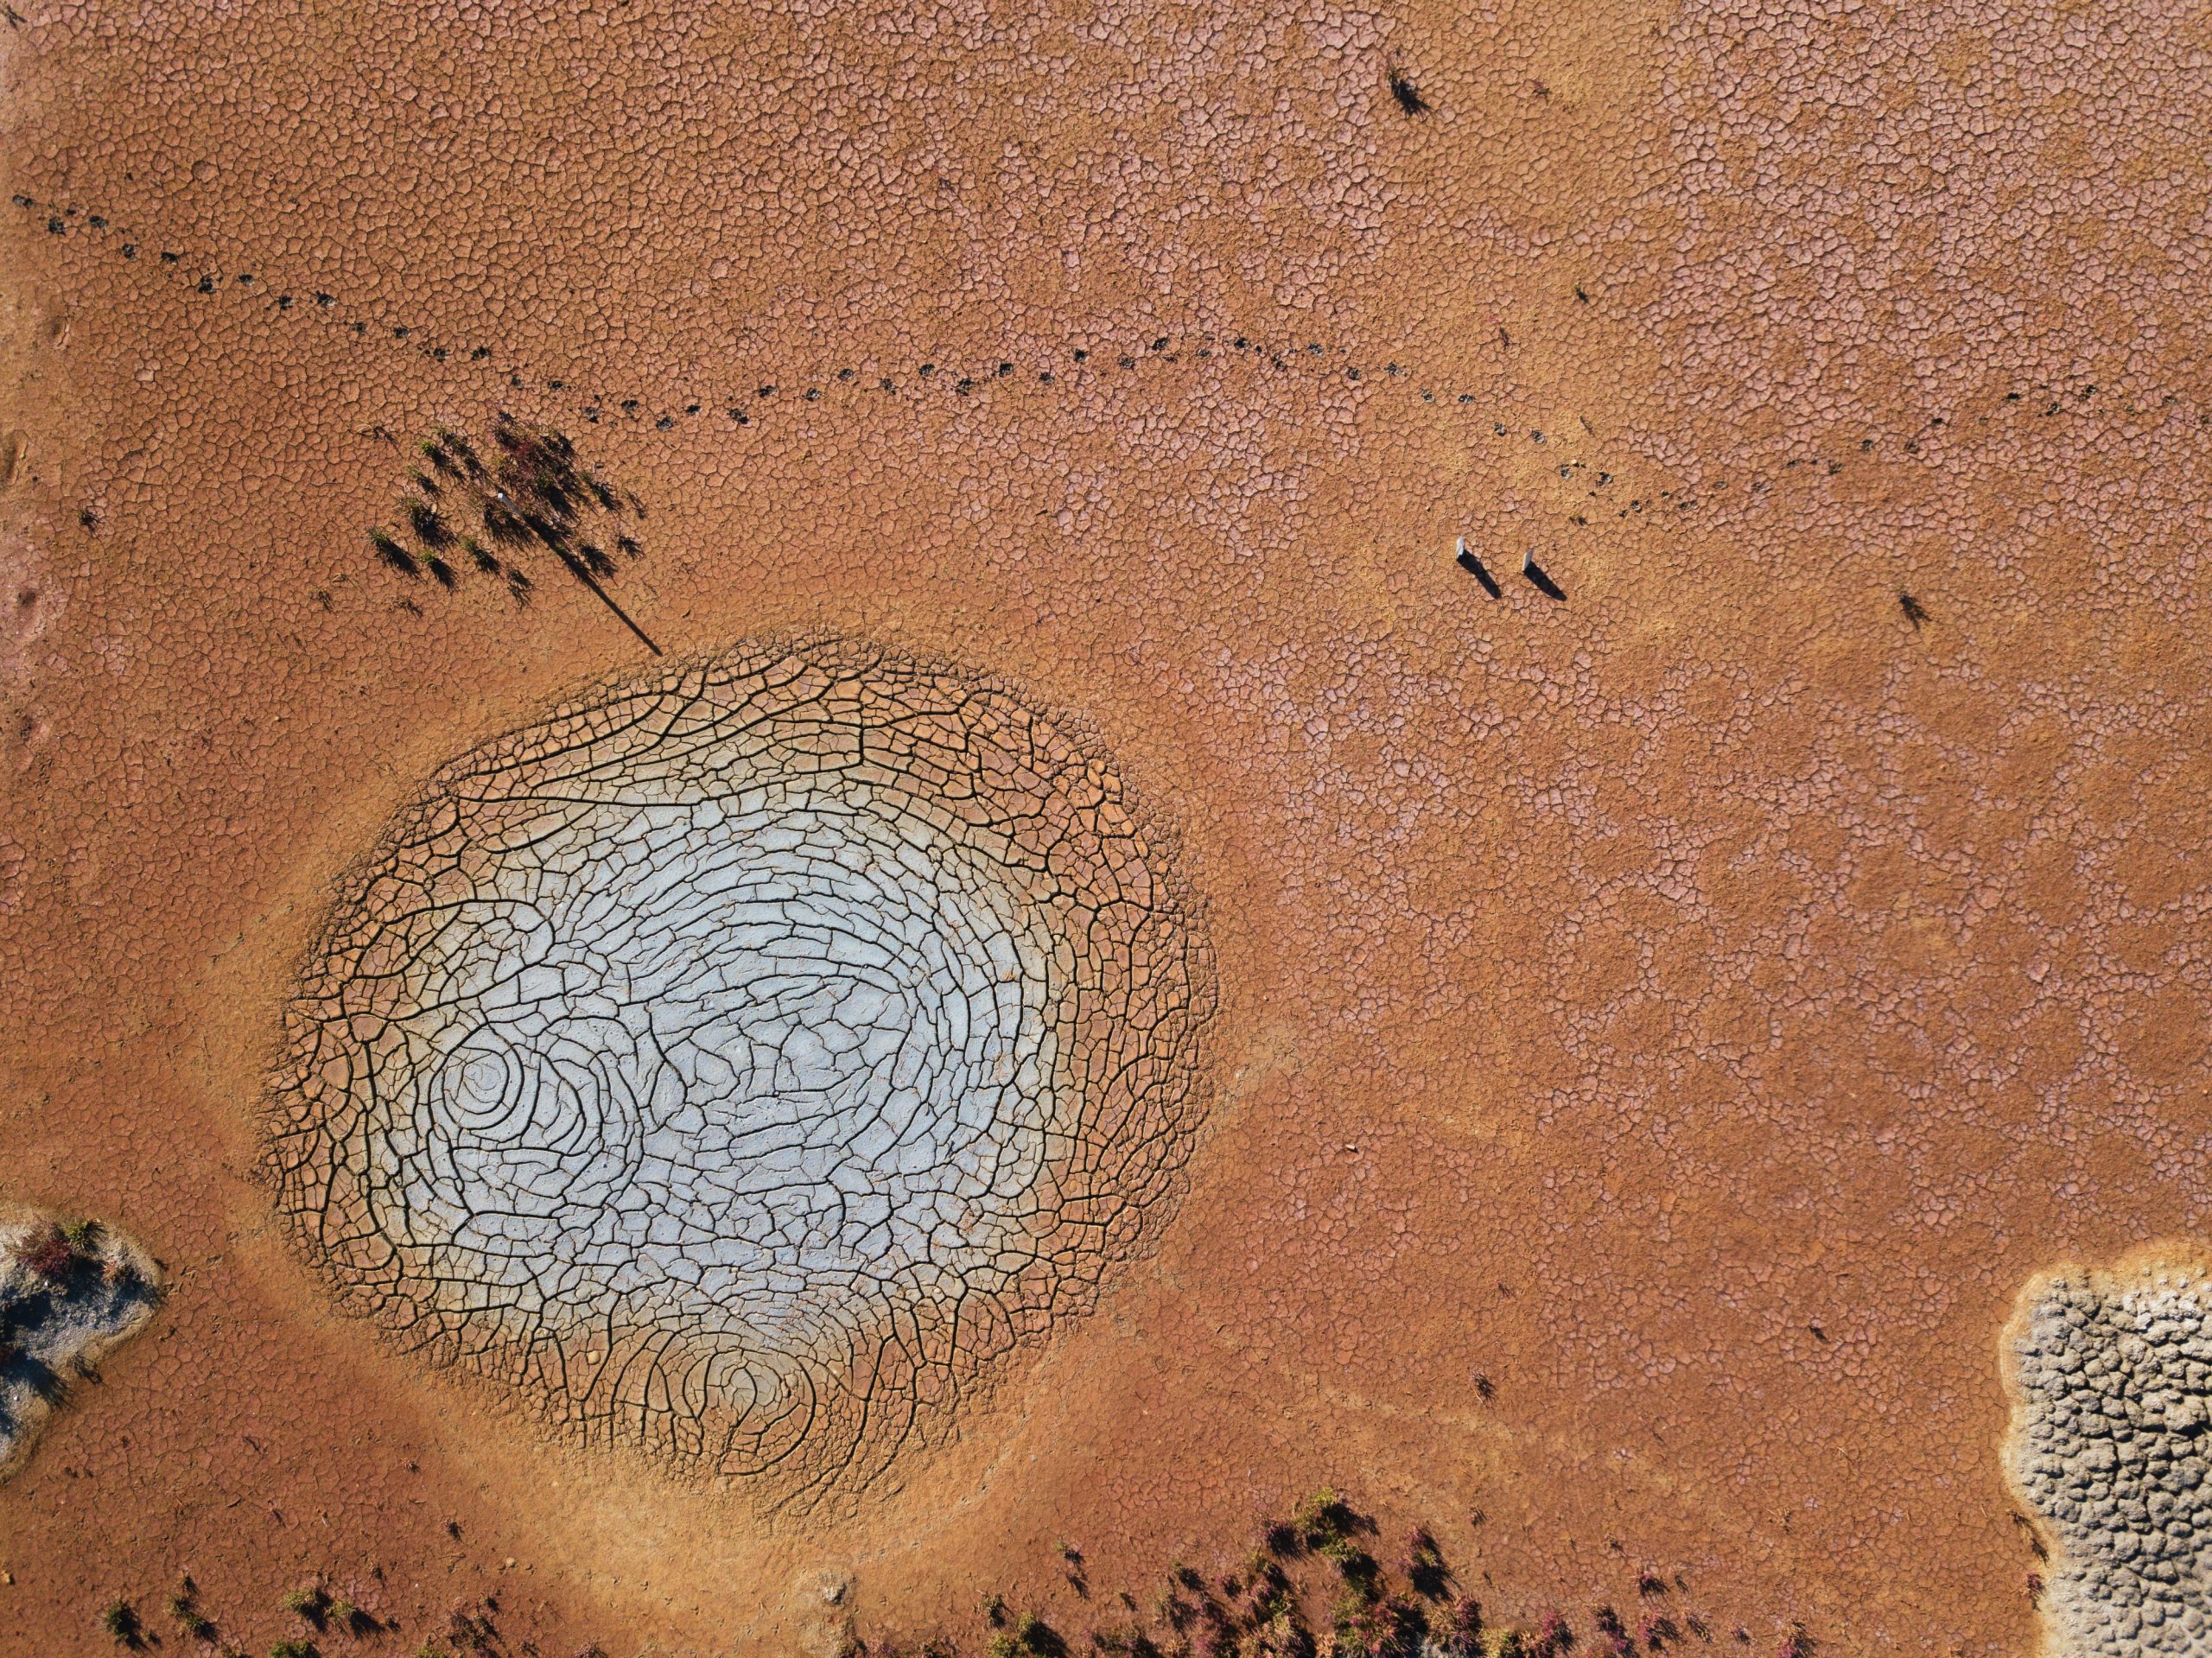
[270,641,1212,1495]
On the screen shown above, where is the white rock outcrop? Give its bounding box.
[2006,1251,2212,1656]
[0,1207,162,1482]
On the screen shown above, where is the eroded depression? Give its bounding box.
[270,641,1212,1496]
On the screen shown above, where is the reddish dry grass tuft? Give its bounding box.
[20,1225,75,1280]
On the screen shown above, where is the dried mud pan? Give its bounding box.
[2006,1249,2212,1658]
[269,639,1212,1501]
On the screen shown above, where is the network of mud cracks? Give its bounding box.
[255,630,2212,1654]
[268,639,1213,1498]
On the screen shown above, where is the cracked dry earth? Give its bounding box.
[272,643,1210,1502]
[2008,1250,2212,1656]
[3,0,2211,1655]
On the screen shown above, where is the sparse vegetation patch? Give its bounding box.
[1,1204,162,1484]
[363,414,660,653]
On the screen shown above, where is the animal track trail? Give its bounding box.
[15,181,2184,605]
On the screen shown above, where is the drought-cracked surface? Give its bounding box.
[13,0,2212,1640]
[2007,1254,2212,1656]
[269,639,1212,1495]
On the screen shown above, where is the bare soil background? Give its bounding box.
[2,0,2209,1651]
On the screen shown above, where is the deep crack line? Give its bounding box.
[268,638,1214,1500]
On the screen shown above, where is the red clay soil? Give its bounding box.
[2,0,2209,1653]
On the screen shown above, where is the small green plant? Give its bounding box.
[1433,1598,1484,1658]
[1332,1588,1372,1636]
[988,1636,1020,1658]
[168,1576,218,1642]
[174,1604,215,1640]
[1320,1537,1379,1601]
[282,1583,333,1631]
[61,1217,102,1253]
[1014,1613,1066,1658]
[1251,1609,1314,1658]
[1401,1530,1447,1598]
[271,1642,320,1658]
[406,499,453,549]
[369,529,417,575]
[101,1598,144,1647]
[1291,1489,1355,1552]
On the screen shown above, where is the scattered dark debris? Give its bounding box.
[1388,69,1430,116]
[2011,1511,2051,1562]
[364,415,661,654]
[16,187,2209,582]
[999,1490,1589,1658]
